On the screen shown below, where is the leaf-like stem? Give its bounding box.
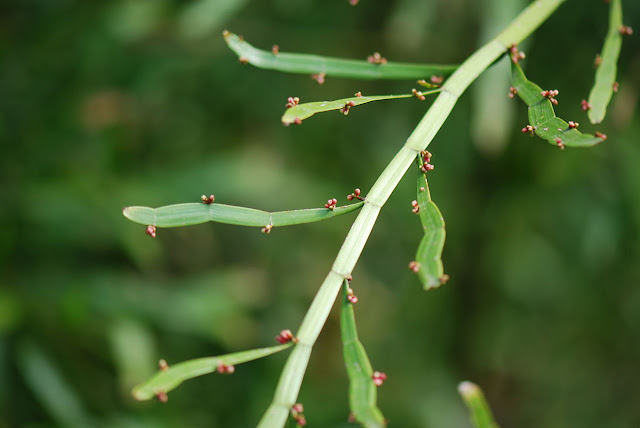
[511,61,605,148]
[587,0,623,124]
[224,31,458,81]
[282,90,440,125]
[132,344,292,401]
[259,1,567,427]
[413,160,446,290]
[123,201,363,229]
[458,381,500,428]
[340,280,385,427]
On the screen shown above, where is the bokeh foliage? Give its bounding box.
[1,0,639,427]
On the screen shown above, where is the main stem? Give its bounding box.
[259,1,565,426]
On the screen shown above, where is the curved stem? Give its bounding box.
[258,1,566,426]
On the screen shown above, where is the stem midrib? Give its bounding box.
[258,1,566,426]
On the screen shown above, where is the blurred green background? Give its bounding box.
[2,0,639,427]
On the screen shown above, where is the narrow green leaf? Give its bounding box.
[18,342,93,428]
[224,31,457,80]
[340,281,386,428]
[123,201,364,228]
[132,344,292,401]
[511,61,605,148]
[458,381,500,428]
[414,164,447,290]
[587,0,623,124]
[178,0,249,40]
[282,90,439,125]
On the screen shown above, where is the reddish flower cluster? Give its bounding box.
[408,261,420,273]
[275,329,297,344]
[145,225,157,238]
[324,198,338,210]
[367,52,387,64]
[346,287,358,304]
[568,121,579,129]
[286,97,300,108]
[261,224,272,234]
[430,75,444,85]
[341,101,356,115]
[540,89,559,105]
[311,72,326,85]
[619,26,633,36]
[595,131,607,140]
[508,86,518,98]
[509,44,526,63]
[555,138,565,150]
[581,99,592,111]
[347,188,364,201]
[272,45,279,55]
[372,371,387,386]
[201,194,215,204]
[411,200,419,214]
[521,125,535,135]
[411,88,426,101]
[217,363,235,374]
[420,150,434,173]
[291,403,306,426]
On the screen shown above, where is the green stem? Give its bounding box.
[258,1,566,426]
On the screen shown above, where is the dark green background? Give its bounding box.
[2,0,639,427]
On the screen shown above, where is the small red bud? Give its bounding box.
[272,45,279,55]
[408,261,420,273]
[619,25,633,36]
[581,99,592,111]
[145,225,157,238]
[568,121,579,129]
[595,131,607,140]
[158,359,169,371]
[156,392,169,403]
[276,329,295,344]
[311,73,326,85]
[372,371,387,386]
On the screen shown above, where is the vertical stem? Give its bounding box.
[258,1,566,426]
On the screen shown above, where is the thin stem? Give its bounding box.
[258,1,566,426]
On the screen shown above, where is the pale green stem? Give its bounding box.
[258,1,566,426]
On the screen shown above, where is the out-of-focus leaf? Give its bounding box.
[281,91,438,125]
[511,61,605,148]
[122,201,363,228]
[472,0,525,154]
[108,319,157,393]
[177,0,249,40]
[132,344,292,401]
[17,342,94,428]
[106,0,167,42]
[224,32,458,80]
[340,281,385,427]
[587,0,623,124]
[458,381,499,428]
[413,163,447,290]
